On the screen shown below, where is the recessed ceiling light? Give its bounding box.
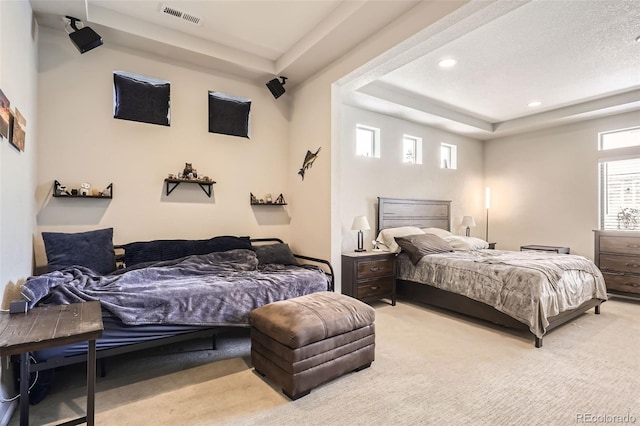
[636,35,640,42]
[528,100,541,107]
[438,58,457,68]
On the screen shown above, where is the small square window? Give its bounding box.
[356,124,380,158]
[441,143,457,169]
[403,135,422,164]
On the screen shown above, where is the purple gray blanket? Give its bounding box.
[22,249,329,326]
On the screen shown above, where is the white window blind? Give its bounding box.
[600,158,640,230]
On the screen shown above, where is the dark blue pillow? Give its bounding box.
[42,228,115,274]
[123,235,251,267]
[252,243,298,265]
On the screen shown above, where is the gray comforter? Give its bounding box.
[396,249,608,338]
[22,249,329,326]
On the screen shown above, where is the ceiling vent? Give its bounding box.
[160,4,202,26]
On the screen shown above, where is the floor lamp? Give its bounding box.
[485,187,491,241]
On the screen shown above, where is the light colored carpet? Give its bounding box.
[10,298,639,426]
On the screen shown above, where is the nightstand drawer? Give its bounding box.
[600,254,640,274]
[357,259,393,279]
[357,277,394,299]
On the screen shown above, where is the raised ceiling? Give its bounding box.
[30,0,640,139]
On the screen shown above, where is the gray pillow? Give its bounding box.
[42,228,116,274]
[253,243,298,265]
[395,233,453,265]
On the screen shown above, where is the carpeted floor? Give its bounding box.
[9,297,639,426]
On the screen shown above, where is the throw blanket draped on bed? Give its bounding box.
[396,250,608,338]
[22,249,329,326]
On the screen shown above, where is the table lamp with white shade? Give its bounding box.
[351,215,371,252]
[461,216,476,237]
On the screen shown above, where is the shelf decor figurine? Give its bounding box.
[275,193,285,204]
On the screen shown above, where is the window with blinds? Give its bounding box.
[599,127,640,230]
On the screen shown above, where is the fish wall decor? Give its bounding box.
[298,147,321,181]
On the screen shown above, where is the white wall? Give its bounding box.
[0,1,38,422]
[34,27,293,269]
[340,106,485,252]
[484,111,640,258]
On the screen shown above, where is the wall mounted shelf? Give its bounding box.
[165,178,216,197]
[250,193,287,206]
[53,180,113,199]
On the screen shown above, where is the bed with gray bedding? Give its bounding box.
[396,249,607,340]
[377,197,607,347]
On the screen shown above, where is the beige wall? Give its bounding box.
[34,27,293,269]
[484,111,640,258]
[340,105,485,252]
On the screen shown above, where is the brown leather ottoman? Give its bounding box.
[249,291,375,400]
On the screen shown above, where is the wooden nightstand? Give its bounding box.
[341,251,396,305]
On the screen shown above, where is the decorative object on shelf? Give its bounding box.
[79,182,91,196]
[617,207,639,230]
[351,215,371,252]
[53,180,112,198]
[182,163,195,179]
[298,147,321,181]
[113,71,170,126]
[164,177,215,197]
[0,88,10,139]
[461,215,476,237]
[372,240,381,251]
[208,91,251,138]
[250,193,287,206]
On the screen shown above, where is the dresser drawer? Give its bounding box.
[357,259,393,279]
[600,236,640,256]
[599,254,640,274]
[357,277,394,299]
[603,272,640,295]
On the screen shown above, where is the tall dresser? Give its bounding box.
[594,230,640,299]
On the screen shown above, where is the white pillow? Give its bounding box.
[443,236,489,251]
[376,226,425,253]
[421,227,453,238]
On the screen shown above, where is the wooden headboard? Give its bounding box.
[377,197,451,234]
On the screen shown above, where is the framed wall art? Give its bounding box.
[0,89,10,139]
[10,107,26,151]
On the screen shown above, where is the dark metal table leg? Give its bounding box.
[87,339,96,426]
[20,352,28,426]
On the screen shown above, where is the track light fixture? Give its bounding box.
[65,16,103,54]
[266,76,288,99]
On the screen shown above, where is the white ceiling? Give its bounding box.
[30,0,640,139]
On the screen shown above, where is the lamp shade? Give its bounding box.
[351,216,371,231]
[461,216,476,227]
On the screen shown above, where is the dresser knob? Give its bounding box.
[627,244,640,249]
[370,266,380,272]
[625,263,640,268]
